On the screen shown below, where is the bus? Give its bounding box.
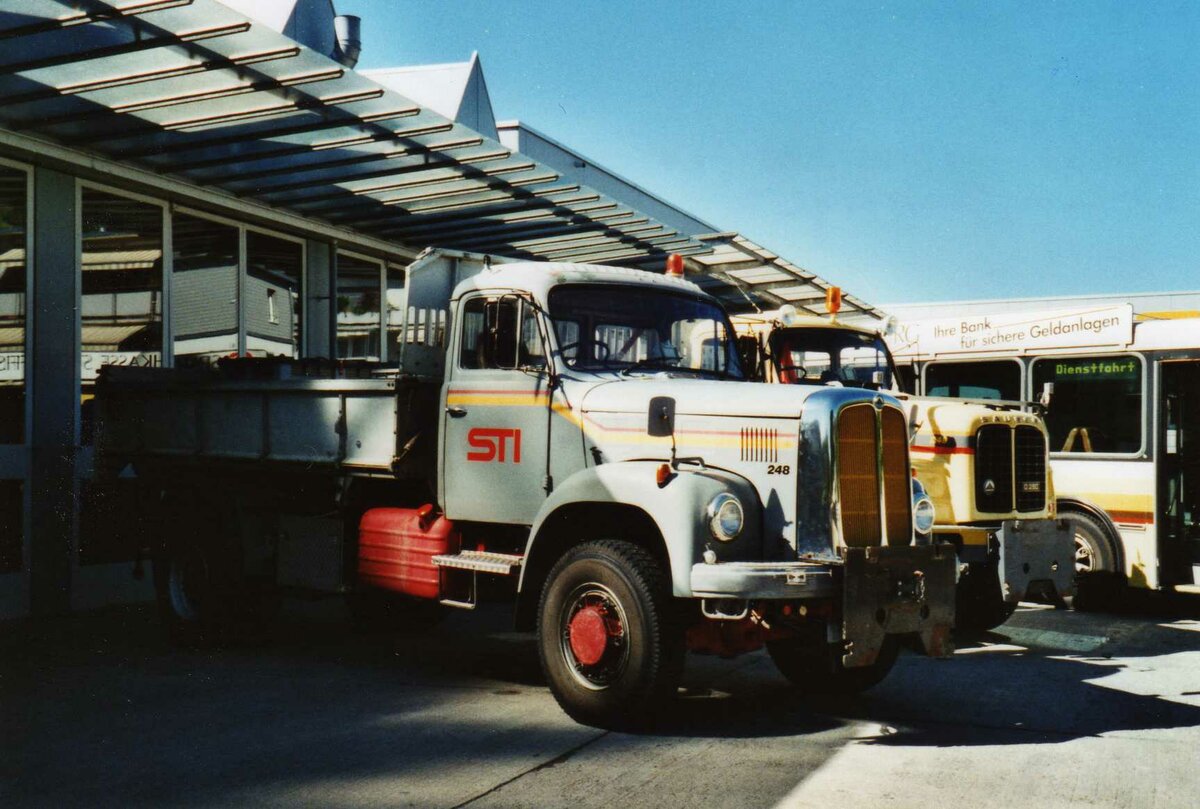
[888,305,1200,606]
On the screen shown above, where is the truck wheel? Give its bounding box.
[954,560,1018,633]
[766,635,899,694]
[153,542,236,643]
[1064,512,1123,611]
[537,540,684,728]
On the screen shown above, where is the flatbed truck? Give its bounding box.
[97,250,956,727]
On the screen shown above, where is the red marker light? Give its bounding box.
[665,254,685,276]
[656,463,672,487]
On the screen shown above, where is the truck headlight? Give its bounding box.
[707,493,744,542]
[913,494,936,536]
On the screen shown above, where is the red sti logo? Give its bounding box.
[467,428,522,463]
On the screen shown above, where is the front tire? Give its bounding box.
[536,540,683,728]
[767,635,899,694]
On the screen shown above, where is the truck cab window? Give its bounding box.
[769,328,893,389]
[459,296,542,370]
[547,284,742,378]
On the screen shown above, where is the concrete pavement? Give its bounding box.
[4,597,1199,808]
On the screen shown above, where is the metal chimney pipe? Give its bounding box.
[334,14,361,68]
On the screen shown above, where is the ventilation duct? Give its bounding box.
[334,14,361,68]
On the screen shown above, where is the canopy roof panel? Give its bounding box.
[0,0,710,265]
[676,233,884,321]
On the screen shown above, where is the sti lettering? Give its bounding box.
[467,428,522,463]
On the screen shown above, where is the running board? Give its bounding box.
[433,550,524,575]
[1172,584,1200,595]
[433,551,524,609]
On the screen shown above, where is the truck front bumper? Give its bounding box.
[691,544,957,666]
[998,518,1075,603]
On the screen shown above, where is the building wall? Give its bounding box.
[0,154,410,619]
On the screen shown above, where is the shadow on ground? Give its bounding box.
[5,595,1200,806]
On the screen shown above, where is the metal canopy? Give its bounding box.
[660,233,885,320]
[0,0,711,265]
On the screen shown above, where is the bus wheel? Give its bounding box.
[767,635,899,694]
[1064,512,1123,611]
[537,540,684,729]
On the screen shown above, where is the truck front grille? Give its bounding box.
[974,425,1013,512]
[836,402,912,547]
[973,424,1047,513]
[1015,426,1047,512]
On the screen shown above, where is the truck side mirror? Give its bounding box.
[647,396,676,437]
[736,335,761,380]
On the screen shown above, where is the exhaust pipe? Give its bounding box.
[334,14,361,68]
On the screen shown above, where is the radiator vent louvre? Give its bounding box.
[740,427,779,463]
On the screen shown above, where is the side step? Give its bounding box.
[1172,584,1200,595]
[432,550,524,575]
[432,551,524,609]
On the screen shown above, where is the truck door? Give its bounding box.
[442,293,552,524]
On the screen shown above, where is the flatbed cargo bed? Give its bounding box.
[96,362,440,477]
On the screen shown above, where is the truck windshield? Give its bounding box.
[770,327,895,389]
[547,284,743,379]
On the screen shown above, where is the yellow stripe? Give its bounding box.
[448,395,798,452]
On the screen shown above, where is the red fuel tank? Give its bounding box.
[357,506,460,600]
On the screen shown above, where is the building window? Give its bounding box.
[172,212,238,364]
[336,252,382,361]
[81,187,164,443]
[385,263,406,359]
[0,165,27,445]
[246,231,303,359]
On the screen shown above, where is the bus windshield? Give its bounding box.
[547,284,743,379]
[769,327,895,389]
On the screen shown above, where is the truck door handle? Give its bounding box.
[446,406,468,418]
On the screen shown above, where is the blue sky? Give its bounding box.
[341,1,1199,304]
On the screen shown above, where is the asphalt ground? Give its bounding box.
[4,593,1200,809]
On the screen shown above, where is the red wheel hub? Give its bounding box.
[568,605,610,666]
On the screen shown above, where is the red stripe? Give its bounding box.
[1107,510,1154,525]
[911,445,975,455]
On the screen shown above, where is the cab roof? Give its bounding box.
[450,260,709,304]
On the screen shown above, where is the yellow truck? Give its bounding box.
[733,302,1074,630]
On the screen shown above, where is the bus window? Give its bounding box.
[925,360,1021,400]
[1032,355,1143,455]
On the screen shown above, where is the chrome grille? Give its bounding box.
[836,402,911,547]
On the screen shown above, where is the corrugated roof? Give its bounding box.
[0,0,711,267]
[679,233,885,320]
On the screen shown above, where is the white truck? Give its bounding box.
[97,250,956,727]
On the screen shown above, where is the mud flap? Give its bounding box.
[997,519,1075,603]
[842,544,956,667]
